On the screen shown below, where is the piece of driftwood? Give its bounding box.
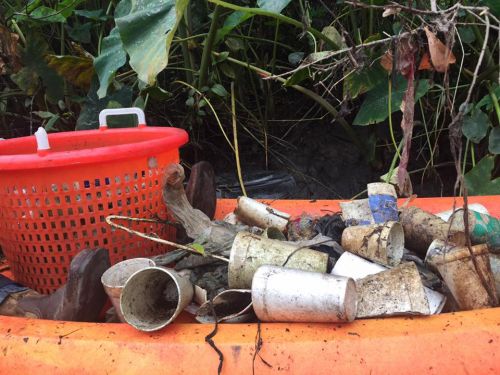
[185,161,217,220]
[163,164,256,257]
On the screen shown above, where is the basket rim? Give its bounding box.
[0,127,188,171]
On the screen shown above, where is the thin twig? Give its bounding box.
[252,320,272,375]
[105,215,229,263]
[205,300,224,375]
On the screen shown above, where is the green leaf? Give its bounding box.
[288,52,304,66]
[257,0,292,13]
[284,68,311,86]
[301,51,333,65]
[185,96,195,107]
[18,0,85,23]
[142,85,172,100]
[66,22,93,43]
[489,127,500,154]
[58,0,85,18]
[74,9,108,21]
[115,0,190,85]
[465,155,500,195]
[210,83,228,97]
[94,27,127,99]
[458,27,475,44]
[476,84,500,111]
[482,0,500,17]
[462,109,490,143]
[216,10,253,42]
[190,243,205,256]
[364,33,381,43]
[45,115,60,132]
[219,62,236,79]
[343,64,386,99]
[12,32,64,101]
[33,111,59,132]
[215,0,291,43]
[213,51,229,64]
[26,6,67,22]
[46,55,94,88]
[224,37,245,51]
[321,26,345,49]
[34,111,55,120]
[10,68,39,95]
[76,78,133,130]
[33,111,56,119]
[133,95,145,109]
[353,76,431,126]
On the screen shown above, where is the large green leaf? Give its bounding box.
[10,68,39,95]
[321,26,345,49]
[28,6,67,22]
[343,64,386,100]
[257,0,292,13]
[465,155,500,195]
[114,0,190,85]
[46,55,94,89]
[74,9,108,21]
[482,0,500,17]
[353,76,431,126]
[215,0,292,43]
[462,109,490,144]
[489,127,500,154]
[10,32,64,101]
[94,27,127,98]
[76,78,133,130]
[16,0,84,23]
[66,22,93,43]
[216,10,253,42]
[476,84,500,111]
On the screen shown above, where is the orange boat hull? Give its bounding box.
[1,197,499,374]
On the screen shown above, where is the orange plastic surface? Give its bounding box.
[0,196,499,374]
[0,128,187,293]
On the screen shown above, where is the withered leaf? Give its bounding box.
[396,36,417,78]
[46,55,94,89]
[380,50,393,73]
[0,24,22,74]
[424,27,456,73]
[418,52,433,71]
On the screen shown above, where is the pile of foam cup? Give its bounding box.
[101,187,500,332]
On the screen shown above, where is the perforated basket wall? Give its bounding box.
[0,128,187,294]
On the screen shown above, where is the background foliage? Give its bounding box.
[0,0,499,197]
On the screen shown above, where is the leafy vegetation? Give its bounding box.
[0,0,498,197]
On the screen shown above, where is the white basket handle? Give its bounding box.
[98,107,146,129]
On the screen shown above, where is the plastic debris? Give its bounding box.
[120,266,194,331]
[252,265,357,323]
[234,196,291,231]
[356,262,430,318]
[400,206,466,257]
[340,199,374,226]
[101,258,155,322]
[228,231,328,289]
[341,221,404,266]
[426,240,498,310]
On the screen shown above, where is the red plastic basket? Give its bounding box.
[0,108,188,293]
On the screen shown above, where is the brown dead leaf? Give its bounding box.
[418,52,433,71]
[380,50,393,73]
[424,26,456,73]
[396,36,416,78]
[0,24,22,75]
